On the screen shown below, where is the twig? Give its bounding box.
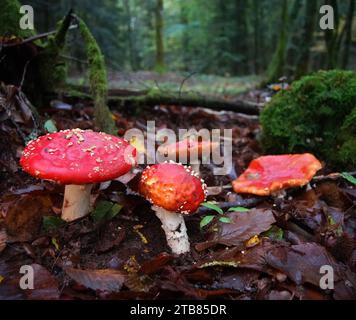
[312,171,356,182]
[19,60,31,89]
[1,24,78,48]
[178,71,197,99]
[60,54,88,64]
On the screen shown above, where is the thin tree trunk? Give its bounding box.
[266,0,288,83]
[180,2,189,70]
[252,0,261,74]
[294,0,318,79]
[123,0,138,70]
[324,0,340,68]
[154,0,165,72]
[342,0,355,68]
[234,0,249,75]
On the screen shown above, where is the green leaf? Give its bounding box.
[219,217,233,224]
[106,203,123,220]
[44,119,58,133]
[228,206,250,212]
[262,225,284,241]
[341,172,356,185]
[200,215,215,229]
[201,202,223,214]
[51,237,60,251]
[91,201,122,222]
[43,216,65,231]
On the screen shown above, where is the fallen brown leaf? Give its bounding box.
[65,268,126,293]
[196,208,276,250]
[2,194,53,242]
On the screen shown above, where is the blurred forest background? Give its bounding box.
[23,0,355,84]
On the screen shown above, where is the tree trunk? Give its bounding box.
[180,2,189,70]
[285,0,303,76]
[324,0,340,68]
[342,0,355,68]
[154,0,165,72]
[252,0,261,74]
[294,0,318,79]
[123,0,138,70]
[234,0,249,75]
[266,0,288,83]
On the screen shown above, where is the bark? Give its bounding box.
[324,0,340,68]
[294,0,318,79]
[342,0,355,68]
[266,0,288,83]
[154,0,165,72]
[234,0,249,74]
[107,91,262,115]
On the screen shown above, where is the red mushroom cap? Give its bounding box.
[20,128,137,184]
[158,138,219,160]
[232,153,322,196]
[139,162,207,214]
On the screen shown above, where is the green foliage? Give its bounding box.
[200,201,223,214]
[43,216,65,231]
[33,12,72,104]
[91,200,123,222]
[262,225,284,240]
[200,202,246,229]
[341,172,356,185]
[200,215,215,228]
[1,0,35,38]
[260,70,356,169]
[77,17,117,135]
[227,206,250,212]
[44,119,58,133]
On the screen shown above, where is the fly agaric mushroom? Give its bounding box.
[20,128,136,221]
[232,153,322,196]
[158,138,219,174]
[139,161,207,254]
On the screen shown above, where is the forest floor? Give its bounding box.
[0,82,355,300]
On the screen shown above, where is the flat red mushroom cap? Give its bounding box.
[20,129,137,184]
[139,162,207,214]
[159,138,219,159]
[232,153,322,196]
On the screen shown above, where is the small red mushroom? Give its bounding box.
[158,137,219,174]
[232,153,322,196]
[139,161,207,254]
[20,128,137,221]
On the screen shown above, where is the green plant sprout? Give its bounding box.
[199,201,250,229]
[341,172,356,185]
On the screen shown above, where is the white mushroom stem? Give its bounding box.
[190,161,200,175]
[61,184,93,222]
[153,205,190,255]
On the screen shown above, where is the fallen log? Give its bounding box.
[65,86,263,115]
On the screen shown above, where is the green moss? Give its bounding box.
[40,14,74,89]
[77,18,116,135]
[260,70,356,169]
[1,0,35,38]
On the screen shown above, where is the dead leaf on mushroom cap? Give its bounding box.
[232,153,322,196]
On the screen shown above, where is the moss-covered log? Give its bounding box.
[65,86,262,115]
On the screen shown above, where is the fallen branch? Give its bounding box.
[312,171,356,182]
[1,24,78,48]
[110,92,263,115]
[65,86,263,115]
